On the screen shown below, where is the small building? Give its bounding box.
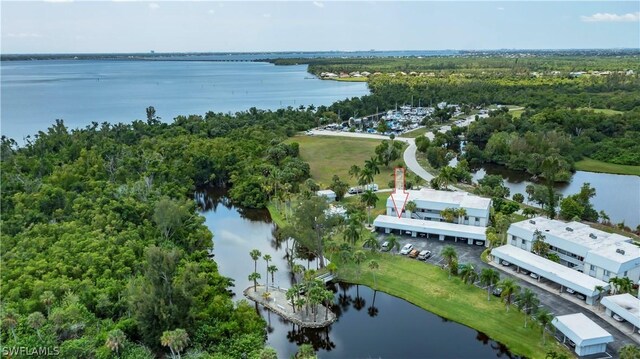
[601,293,640,330]
[552,313,613,356]
[325,204,347,219]
[316,190,336,202]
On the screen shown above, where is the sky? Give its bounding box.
[1,1,639,53]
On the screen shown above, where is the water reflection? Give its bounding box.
[197,188,521,358]
[471,164,640,228]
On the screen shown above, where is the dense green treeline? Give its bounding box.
[270,54,639,76]
[0,107,319,357]
[462,107,640,174]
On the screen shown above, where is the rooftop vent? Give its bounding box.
[565,227,573,232]
[589,233,597,239]
[616,249,626,255]
[529,220,536,224]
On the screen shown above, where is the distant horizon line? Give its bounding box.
[3,48,640,56]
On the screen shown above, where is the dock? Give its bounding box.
[243,285,337,328]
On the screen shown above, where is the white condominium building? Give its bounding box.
[507,217,640,283]
[374,188,492,245]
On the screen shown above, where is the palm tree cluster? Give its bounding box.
[286,277,334,322]
[609,277,634,295]
[160,328,189,359]
[440,207,467,224]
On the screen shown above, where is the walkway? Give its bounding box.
[243,285,337,328]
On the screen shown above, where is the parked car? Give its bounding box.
[501,260,511,266]
[348,187,364,195]
[566,288,576,294]
[381,241,390,251]
[408,249,420,258]
[575,293,587,301]
[400,244,414,255]
[519,269,530,275]
[529,272,540,279]
[418,250,432,260]
[612,314,625,322]
[492,287,503,297]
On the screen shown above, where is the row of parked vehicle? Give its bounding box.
[389,243,432,261]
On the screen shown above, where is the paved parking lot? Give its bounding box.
[375,232,638,356]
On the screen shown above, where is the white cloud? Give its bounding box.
[6,33,42,38]
[313,1,324,8]
[581,12,640,22]
[262,13,271,18]
[148,3,159,10]
[497,7,504,11]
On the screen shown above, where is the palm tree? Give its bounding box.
[456,208,467,224]
[497,279,520,311]
[323,289,334,320]
[349,165,361,192]
[248,272,261,291]
[2,310,19,341]
[363,235,380,252]
[27,312,46,340]
[536,308,553,344]
[386,234,401,254]
[344,222,361,244]
[40,291,55,317]
[479,268,500,301]
[405,200,417,218]
[459,263,477,285]
[361,190,378,224]
[532,230,549,256]
[619,344,640,359]
[250,249,262,274]
[368,260,379,288]
[541,156,561,219]
[105,329,126,357]
[161,329,189,359]
[264,254,272,290]
[268,265,278,285]
[359,168,374,190]
[516,288,539,328]
[437,166,456,189]
[609,277,633,294]
[286,287,297,313]
[364,157,380,179]
[353,250,366,277]
[440,207,457,223]
[599,210,610,225]
[441,245,458,278]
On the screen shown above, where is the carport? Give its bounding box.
[373,215,486,246]
[552,313,613,356]
[601,293,640,331]
[491,245,609,305]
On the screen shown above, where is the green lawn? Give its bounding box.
[333,251,570,359]
[510,109,525,118]
[576,107,624,115]
[575,158,640,176]
[287,135,404,188]
[399,126,430,138]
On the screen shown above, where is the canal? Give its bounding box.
[196,188,517,358]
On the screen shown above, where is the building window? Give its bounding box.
[521,239,526,245]
[464,216,469,220]
[475,217,479,222]
[624,271,628,276]
[590,264,595,270]
[604,270,609,276]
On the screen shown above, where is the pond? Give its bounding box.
[196,188,518,358]
[471,164,640,228]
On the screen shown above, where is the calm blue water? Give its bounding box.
[1,60,369,141]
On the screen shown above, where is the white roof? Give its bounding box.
[585,241,640,273]
[509,217,637,267]
[373,215,486,240]
[316,190,336,196]
[552,313,613,347]
[491,245,609,296]
[386,189,491,217]
[600,294,640,327]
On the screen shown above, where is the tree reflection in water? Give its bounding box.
[353,285,366,311]
[367,290,379,317]
[286,324,336,352]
